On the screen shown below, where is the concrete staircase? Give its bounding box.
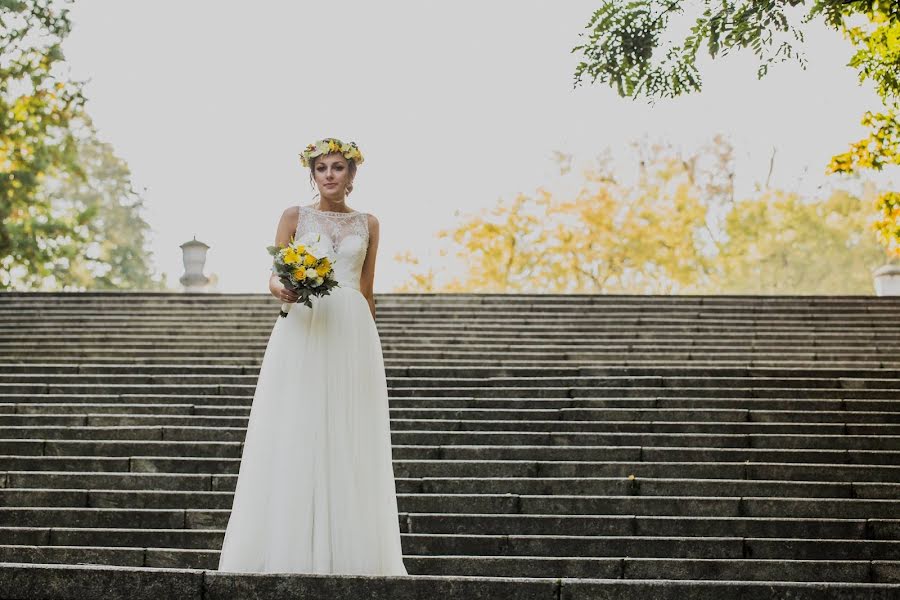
[1,291,899,599]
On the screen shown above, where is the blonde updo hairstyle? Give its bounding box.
[308,153,358,196]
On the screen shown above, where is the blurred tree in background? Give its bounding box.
[570,0,900,257]
[716,187,886,293]
[0,0,163,289]
[396,137,887,294]
[47,115,165,290]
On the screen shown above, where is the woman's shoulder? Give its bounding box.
[358,207,377,222]
[364,211,379,232]
[277,205,301,233]
[281,204,300,219]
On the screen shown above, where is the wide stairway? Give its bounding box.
[0,291,899,599]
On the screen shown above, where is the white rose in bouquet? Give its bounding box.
[297,232,332,262]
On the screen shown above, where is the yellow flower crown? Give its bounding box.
[299,138,364,168]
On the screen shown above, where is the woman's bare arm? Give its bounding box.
[359,213,380,320]
[268,207,300,302]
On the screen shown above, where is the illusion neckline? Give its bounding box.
[301,203,359,216]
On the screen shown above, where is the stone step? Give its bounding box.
[393,445,900,464]
[6,411,900,434]
[1,507,894,540]
[5,301,900,313]
[392,387,900,399]
[398,477,900,499]
[0,507,193,529]
[387,397,900,411]
[4,332,900,344]
[2,438,899,462]
[0,373,900,390]
[0,334,898,350]
[2,342,892,354]
[3,393,897,413]
[13,306,879,315]
[0,336,898,352]
[5,363,900,376]
[4,354,895,368]
[5,312,899,323]
[0,526,221,549]
[406,533,900,560]
[6,305,900,317]
[0,545,211,569]
[7,326,900,340]
[412,555,900,583]
[404,513,900,540]
[3,454,898,483]
[5,299,899,310]
[4,470,899,499]
[2,299,897,311]
[3,403,900,423]
[2,352,897,367]
[5,362,900,379]
[3,345,899,358]
[3,487,900,518]
[7,331,900,345]
[1,562,900,597]
[12,311,897,321]
[27,299,873,308]
[7,314,900,327]
[4,372,900,389]
[3,345,897,358]
[4,426,900,452]
[0,439,240,457]
[1,289,894,299]
[6,383,900,400]
[0,394,900,424]
[4,331,900,344]
[3,526,900,569]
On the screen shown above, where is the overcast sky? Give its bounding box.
[61,1,891,292]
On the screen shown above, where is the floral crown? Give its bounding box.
[299,138,364,168]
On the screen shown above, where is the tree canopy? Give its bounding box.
[1,0,163,289]
[571,0,900,257]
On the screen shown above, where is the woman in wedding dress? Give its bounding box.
[217,138,408,576]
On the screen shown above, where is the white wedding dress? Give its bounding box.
[217,201,408,576]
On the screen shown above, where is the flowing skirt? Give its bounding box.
[217,286,408,575]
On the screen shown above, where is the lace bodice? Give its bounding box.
[295,202,370,291]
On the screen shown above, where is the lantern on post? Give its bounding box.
[179,236,210,292]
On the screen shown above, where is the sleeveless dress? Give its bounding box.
[217,202,408,576]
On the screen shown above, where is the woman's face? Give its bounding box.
[313,153,352,198]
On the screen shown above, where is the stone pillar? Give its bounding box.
[179,237,210,292]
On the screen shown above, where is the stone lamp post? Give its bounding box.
[179,236,210,292]
[873,263,900,296]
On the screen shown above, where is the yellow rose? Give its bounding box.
[315,263,330,276]
[283,249,299,265]
[294,267,306,280]
[296,244,305,254]
[303,254,316,267]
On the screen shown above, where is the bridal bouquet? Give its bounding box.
[267,233,339,316]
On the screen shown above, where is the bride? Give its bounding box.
[217,138,408,576]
